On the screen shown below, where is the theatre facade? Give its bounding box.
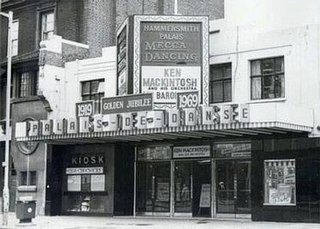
[13,15,320,223]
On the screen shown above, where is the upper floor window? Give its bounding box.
[251,57,284,100]
[17,71,39,98]
[210,63,232,103]
[11,19,19,56]
[81,79,105,114]
[41,11,54,40]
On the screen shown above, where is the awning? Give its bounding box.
[15,121,312,144]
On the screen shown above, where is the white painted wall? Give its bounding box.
[64,46,117,117]
[225,0,320,30]
[209,21,320,134]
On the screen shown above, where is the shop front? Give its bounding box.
[135,142,251,218]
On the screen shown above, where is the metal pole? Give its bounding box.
[1,10,13,226]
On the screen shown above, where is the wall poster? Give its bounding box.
[67,175,81,192]
[264,159,296,205]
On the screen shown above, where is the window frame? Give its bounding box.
[81,79,105,114]
[19,171,37,186]
[40,10,55,41]
[250,56,285,100]
[209,63,232,104]
[16,70,39,98]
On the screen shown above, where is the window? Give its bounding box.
[81,79,105,113]
[67,174,105,192]
[11,19,19,56]
[17,71,39,98]
[41,11,54,40]
[251,57,284,100]
[20,171,37,186]
[264,159,296,205]
[210,63,232,103]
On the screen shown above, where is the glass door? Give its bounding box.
[216,160,251,215]
[136,162,171,215]
[174,161,211,217]
[174,162,192,215]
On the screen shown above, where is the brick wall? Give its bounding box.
[1,4,38,62]
[56,0,82,42]
[82,0,116,57]
[115,0,224,30]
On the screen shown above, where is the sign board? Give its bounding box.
[132,15,209,109]
[177,91,199,108]
[66,167,104,175]
[199,184,211,208]
[117,18,129,95]
[141,66,201,106]
[173,145,210,158]
[102,93,153,114]
[76,101,94,118]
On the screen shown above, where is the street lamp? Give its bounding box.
[0,10,13,226]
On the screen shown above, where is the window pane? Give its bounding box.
[82,82,90,95]
[212,81,223,103]
[224,66,232,79]
[262,59,274,74]
[263,76,274,99]
[264,159,296,205]
[97,81,105,93]
[91,81,100,93]
[30,171,37,185]
[12,40,18,56]
[274,74,285,98]
[251,60,261,75]
[41,11,54,40]
[212,68,223,80]
[251,77,261,99]
[224,80,232,102]
[275,57,284,73]
[20,172,28,186]
[19,72,31,98]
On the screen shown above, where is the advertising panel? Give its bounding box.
[133,16,209,109]
[173,145,210,158]
[141,66,200,105]
[101,93,153,114]
[117,19,129,96]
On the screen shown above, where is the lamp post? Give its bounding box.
[0,10,13,226]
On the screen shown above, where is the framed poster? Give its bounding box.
[91,174,105,192]
[67,175,81,192]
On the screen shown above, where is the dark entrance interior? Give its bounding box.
[192,161,211,217]
[136,161,171,215]
[216,160,251,214]
[46,145,63,216]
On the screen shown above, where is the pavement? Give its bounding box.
[0,213,320,229]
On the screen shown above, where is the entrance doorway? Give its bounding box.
[136,162,171,215]
[174,161,211,217]
[216,160,251,215]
